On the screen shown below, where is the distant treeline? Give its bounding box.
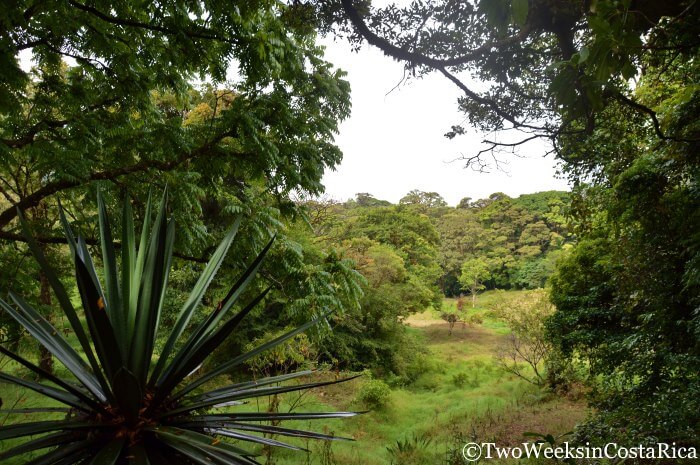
[308,189,572,298]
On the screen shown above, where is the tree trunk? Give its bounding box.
[38,270,53,375]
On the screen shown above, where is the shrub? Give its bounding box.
[386,432,433,465]
[452,372,469,387]
[493,289,553,386]
[357,379,392,409]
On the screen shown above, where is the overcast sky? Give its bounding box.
[318,38,570,206]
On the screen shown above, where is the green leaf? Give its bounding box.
[173,311,330,399]
[176,411,361,423]
[25,436,100,465]
[213,423,351,443]
[512,0,528,26]
[127,191,153,343]
[189,370,313,403]
[121,196,136,347]
[0,431,81,461]
[578,46,590,63]
[152,238,274,398]
[148,427,254,457]
[97,190,125,353]
[17,208,105,391]
[209,428,304,451]
[149,217,241,387]
[164,375,360,418]
[155,288,270,403]
[89,437,126,465]
[175,237,275,362]
[0,420,101,440]
[129,190,171,386]
[0,295,105,401]
[74,247,124,385]
[0,372,88,411]
[0,345,105,411]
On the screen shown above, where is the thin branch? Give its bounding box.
[340,0,530,68]
[436,66,545,131]
[1,119,68,149]
[0,229,209,263]
[613,92,699,143]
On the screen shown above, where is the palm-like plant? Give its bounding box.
[0,192,358,464]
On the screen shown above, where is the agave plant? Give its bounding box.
[0,192,358,464]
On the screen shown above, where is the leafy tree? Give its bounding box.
[1,0,353,373]
[459,258,490,307]
[321,237,432,379]
[547,55,700,444]
[344,205,443,306]
[0,194,359,463]
[493,290,554,387]
[351,193,392,208]
[1,2,350,237]
[433,208,486,295]
[335,0,696,166]
[456,197,473,209]
[433,191,570,292]
[399,189,448,211]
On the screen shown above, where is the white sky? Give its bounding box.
[318,38,570,206]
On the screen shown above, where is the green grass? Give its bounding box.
[262,290,588,465]
[0,290,588,463]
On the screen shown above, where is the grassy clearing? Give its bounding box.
[265,290,589,465]
[0,291,588,463]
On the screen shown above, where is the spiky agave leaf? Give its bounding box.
[0,193,359,464]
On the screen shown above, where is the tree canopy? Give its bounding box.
[1,0,350,249]
[332,0,698,168]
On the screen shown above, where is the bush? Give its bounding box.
[413,372,441,391]
[357,379,392,409]
[493,289,553,386]
[386,432,433,465]
[466,313,483,327]
[452,372,468,387]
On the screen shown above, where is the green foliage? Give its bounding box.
[493,289,554,386]
[459,257,491,305]
[547,56,700,444]
[0,194,359,463]
[0,1,352,341]
[244,329,317,377]
[356,379,392,409]
[450,372,469,388]
[319,237,432,379]
[435,191,571,294]
[385,432,433,465]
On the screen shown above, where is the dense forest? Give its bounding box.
[0,0,698,463]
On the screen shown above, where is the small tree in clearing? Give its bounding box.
[493,289,554,386]
[459,258,491,307]
[440,311,460,336]
[441,297,467,336]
